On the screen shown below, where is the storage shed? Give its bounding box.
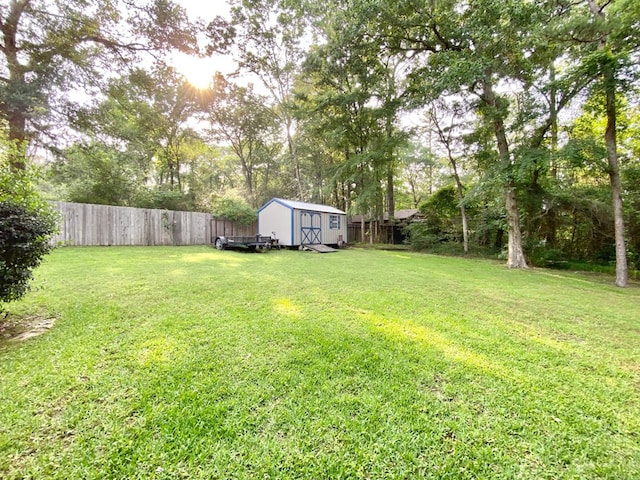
[258,198,347,247]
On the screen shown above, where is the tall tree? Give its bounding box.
[297,4,410,219]
[397,143,439,208]
[576,0,638,286]
[203,74,280,207]
[215,0,308,198]
[58,66,204,199]
[539,0,640,285]
[0,0,196,169]
[50,142,142,206]
[428,100,471,254]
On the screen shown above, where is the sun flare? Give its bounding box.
[172,53,215,89]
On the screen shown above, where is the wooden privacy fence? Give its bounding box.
[50,201,257,247]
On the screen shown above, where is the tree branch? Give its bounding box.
[79,35,151,53]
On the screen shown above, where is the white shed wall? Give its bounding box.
[259,201,293,245]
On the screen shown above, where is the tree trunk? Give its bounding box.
[432,106,469,254]
[546,66,559,247]
[443,143,469,254]
[370,218,375,244]
[495,228,504,249]
[454,174,469,254]
[604,70,628,287]
[549,65,559,179]
[482,71,528,268]
[428,164,433,196]
[285,117,303,199]
[505,181,528,268]
[587,0,628,287]
[386,163,395,218]
[4,4,28,170]
[6,111,27,170]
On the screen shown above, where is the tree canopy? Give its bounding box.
[0,0,197,167]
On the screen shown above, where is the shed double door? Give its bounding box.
[300,211,321,245]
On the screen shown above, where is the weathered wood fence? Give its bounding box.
[50,202,257,246]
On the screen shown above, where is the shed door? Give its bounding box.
[300,211,321,245]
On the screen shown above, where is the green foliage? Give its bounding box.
[405,186,469,250]
[211,195,257,225]
[133,188,196,212]
[622,163,640,271]
[527,247,570,270]
[204,74,282,207]
[51,143,142,206]
[50,66,217,210]
[419,186,460,218]
[0,158,58,306]
[0,201,57,305]
[403,221,442,250]
[0,0,198,155]
[296,7,410,214]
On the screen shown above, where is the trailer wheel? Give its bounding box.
[215,238,226,250]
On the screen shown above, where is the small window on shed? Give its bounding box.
[329,215,341,229]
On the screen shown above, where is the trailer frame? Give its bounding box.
[214,234,279,251]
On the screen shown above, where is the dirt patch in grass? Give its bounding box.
[0,313,56,343]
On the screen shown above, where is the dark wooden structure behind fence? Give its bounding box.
[347,222,396,244]
[50,201,256,246]
[348,210,421,244]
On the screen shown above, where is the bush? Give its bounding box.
[1,153,59,307]
[0,201,57,304]
[211,196,257,225]
[403,221,443,250]
[133,188,196,211]
[528,246,570,269]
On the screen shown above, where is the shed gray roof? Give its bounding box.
[262,198,346,215]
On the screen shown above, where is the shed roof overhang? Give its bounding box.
[259,198,346,215]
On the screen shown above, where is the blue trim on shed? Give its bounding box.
[290,206,295,246]
[258,197,294,214]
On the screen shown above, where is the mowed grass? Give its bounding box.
[1,246,639,479]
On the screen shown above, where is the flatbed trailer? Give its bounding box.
[214,234,278,251]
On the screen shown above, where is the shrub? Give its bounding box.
[528,246,570,269]
[1,154,59,307]
[211,196,257,225]
[0,201,58,304]
[403,221,443,250]
[133,188,196,211]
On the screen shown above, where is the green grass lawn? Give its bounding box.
[1,246,639,479]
